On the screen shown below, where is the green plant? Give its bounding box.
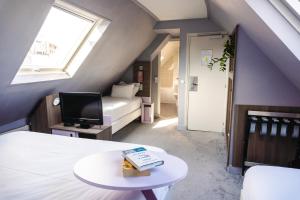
[208,35,235,72]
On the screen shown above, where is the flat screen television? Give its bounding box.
[59,92,103,129]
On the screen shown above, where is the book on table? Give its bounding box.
[122,159,150,177]
[122,147,164,172]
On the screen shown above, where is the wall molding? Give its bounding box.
[0,118,28,134]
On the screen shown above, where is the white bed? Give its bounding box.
[0,131,169,200]
[102,96,142,134]
[241,166,300,200]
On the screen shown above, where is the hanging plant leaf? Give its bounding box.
[208,35,235,71]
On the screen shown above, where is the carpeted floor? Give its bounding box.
[160,103,177,118]
[113,117,242,200]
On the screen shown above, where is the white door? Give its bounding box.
[187,35,228,132]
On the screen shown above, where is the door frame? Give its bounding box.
[158,38,180,117]
[186,32,229,132]
[225,26,238,166]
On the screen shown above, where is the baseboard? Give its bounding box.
[227,165,242,175]
[177,125,187,131]
[5,125,30,133]
[0,118,28,134]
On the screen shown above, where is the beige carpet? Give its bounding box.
[113,118,242,200]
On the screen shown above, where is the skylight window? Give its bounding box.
[11,0,110,84]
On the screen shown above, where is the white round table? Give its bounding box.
[73,151,188,200]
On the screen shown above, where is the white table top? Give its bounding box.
[73,151,188,191]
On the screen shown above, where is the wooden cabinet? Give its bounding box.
[232,105,300,168]
[30,94,61,133]
[133,61,151,97]
[30,94,112,141]
[51,123,112,140]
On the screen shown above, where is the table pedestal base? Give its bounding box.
[142,189,157,200]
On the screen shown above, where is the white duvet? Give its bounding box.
[241,166,300,200]
[102,97,142,123]
[0,131,168,200]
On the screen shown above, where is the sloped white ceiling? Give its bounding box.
[206,0,300,91]
[135,0,207,20]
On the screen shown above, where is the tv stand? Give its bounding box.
[50,123,112,140]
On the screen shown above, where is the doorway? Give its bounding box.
[159,40,179,119]
[187,34,228,132]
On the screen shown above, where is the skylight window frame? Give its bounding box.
[11,0,110,85]
[282,0,300,20]
[269,0,300,33]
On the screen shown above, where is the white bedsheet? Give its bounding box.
[102,97,141,123]
[0,131,168,200]
[241,166,300,200]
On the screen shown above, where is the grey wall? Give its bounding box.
[234,28,300,106]
[206,0,300,91]
[0,0,156,126]
[120,65,134,84]
[0,119,27,134]
[155,19,224,129]
[151,55,160,116]
[138,34,170,61]
[120,34,170,86]
[228,28,300,166]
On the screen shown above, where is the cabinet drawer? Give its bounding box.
[52,129,78,137]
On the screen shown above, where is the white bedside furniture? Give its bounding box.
[73,151,188,200]
[142,102,154,124]
[51,123,112,140]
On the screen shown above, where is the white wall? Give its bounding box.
[160,53,179,104]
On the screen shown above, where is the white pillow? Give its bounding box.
[132,82,140,96]
[111,84,134,99]
[118,81,127,85]
[117,82,140,97]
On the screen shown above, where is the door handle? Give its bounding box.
[189,76,198,91]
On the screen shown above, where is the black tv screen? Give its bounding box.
[59,92,103,128]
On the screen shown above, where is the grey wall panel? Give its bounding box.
[234,28,300,107]
[151,55,160,116]
[0,119,27,134]
[120,34,170,88]
[138,34,170,61]
[0,0,156,125]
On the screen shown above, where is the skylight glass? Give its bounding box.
[21,7,94,71]
[11,0,110,84]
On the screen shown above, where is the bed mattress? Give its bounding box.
[0,131,168,200]
[241,166,300,200]
[102,96,142,123]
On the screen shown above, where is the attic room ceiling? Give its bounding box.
[134,0,207,21]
